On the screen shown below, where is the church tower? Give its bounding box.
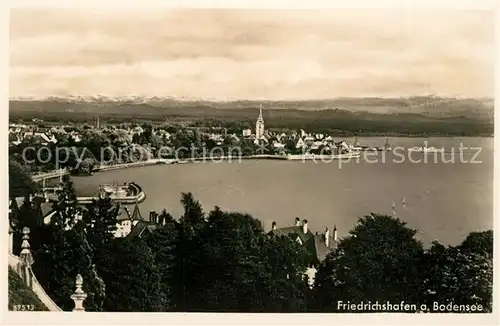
[255,105,264,138]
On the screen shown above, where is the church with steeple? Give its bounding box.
[255,105,265,138]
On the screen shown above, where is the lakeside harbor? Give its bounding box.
[42,181,146,205]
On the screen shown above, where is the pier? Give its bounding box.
[42,182,146,205]
[31,168,69,182]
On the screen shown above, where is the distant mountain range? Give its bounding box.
[9,95,494,120]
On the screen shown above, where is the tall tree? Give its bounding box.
[82,196,119,253]
[421,238,493,312]
[174,202,310,312]
[179,192,205,240]
[143,211,178,311]
[98,238,167,311]
[32,176,104,311]
[312,213,425,311]
[50,175,82,229]
[33,222,99,310]
[458,230,493,258]
[260,235,310,312]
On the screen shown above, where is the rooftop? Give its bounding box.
[268,223,337,265]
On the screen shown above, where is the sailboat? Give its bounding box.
[402,197,406,209]
[352,136,362,151]
[384,138,392,151]
[392,200,396,217]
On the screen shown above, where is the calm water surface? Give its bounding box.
[73,137,493,246]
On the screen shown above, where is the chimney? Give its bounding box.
[325,227,330,248]
[272,221,277,231]
[295,217,300,227]
[302,219,308,234]
[333,225,338,241]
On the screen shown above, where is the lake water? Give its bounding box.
[72,137,494,246]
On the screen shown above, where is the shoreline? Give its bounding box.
[92,153,363,171]
[33,140,478,181]
[31,151,402,181]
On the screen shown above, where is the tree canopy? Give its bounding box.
[9,159,36,198]
[12,179,492,313]
[311,213,425,311]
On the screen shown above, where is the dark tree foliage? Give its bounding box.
[458,230,493,258]
[82,196,119,253]
[98,238,168,312]
[30,177,106,311]
[15,174,492,313]
[50,175,81,229]
[142,211,178,310]
[421,240,493,312]
[311,213,425,311]
[181,207,268,311]
[9,160,36,198]
[32,222,100,311]
[166,196,310,312]
[260,235,310,312]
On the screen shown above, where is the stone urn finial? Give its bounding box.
[71,274,87,312]
[19,227,34,267]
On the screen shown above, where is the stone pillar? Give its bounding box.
[71,274,87,312]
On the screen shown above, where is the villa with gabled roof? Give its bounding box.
[268,217,338,266]
[268,217,339,287]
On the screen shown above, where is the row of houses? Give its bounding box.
[10,120,356,156]
[9,123,83,146]
[8,193,156,239]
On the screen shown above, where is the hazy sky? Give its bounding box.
[9,8,495,99]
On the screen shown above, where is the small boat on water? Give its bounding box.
[408,144,445,153]
[286,152,361,161]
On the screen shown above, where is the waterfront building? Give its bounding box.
[242,128,252,137]
[295,138,306,149]
[272,141,285,149]
[255,105,265,138]
[253,134,269,146]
